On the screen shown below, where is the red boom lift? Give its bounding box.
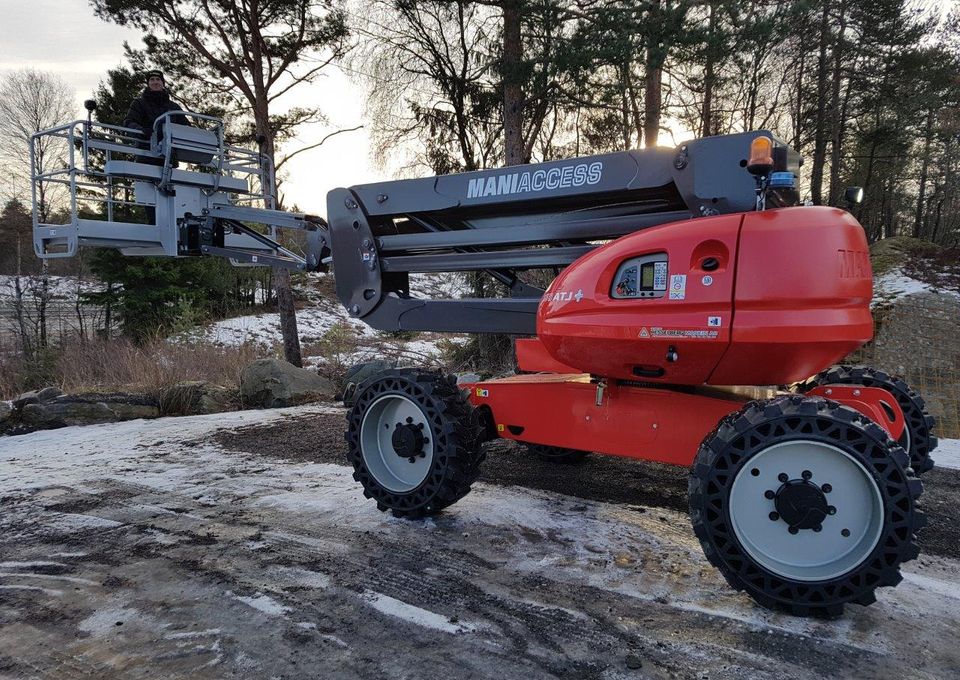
[32,115,935,616]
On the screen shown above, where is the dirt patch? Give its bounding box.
[207,410,960,561]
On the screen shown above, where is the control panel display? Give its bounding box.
[611,253,669,299]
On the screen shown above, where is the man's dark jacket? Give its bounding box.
[123,88,189,136]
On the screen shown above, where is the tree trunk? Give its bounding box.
[644,60,662,147]
[254,102,302,367]
[502,0,524,166]
[38,261,49,349]
[13,276,31,357]
[701,3,717,138]
[827,0,846,206]
[810,0,831,205]
[914,107,935,239]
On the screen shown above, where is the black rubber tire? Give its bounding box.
[689,395,926,617]
[524,443,590,464]
[346,369,483,518]
[799,365,937,474]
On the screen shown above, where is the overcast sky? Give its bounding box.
[0,0,382,214]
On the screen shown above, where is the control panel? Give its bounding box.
[611,252,669,299]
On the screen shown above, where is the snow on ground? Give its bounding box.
[935,438,960,471]
[172,272,469,366]
[873,268,960,306]
[0,274,107,301]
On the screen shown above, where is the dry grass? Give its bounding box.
[0,337,269,401]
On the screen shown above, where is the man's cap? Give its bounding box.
[145,70,166,83]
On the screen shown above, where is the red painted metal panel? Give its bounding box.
[514,338,581,374]
[709,206,872,385]
[806,385,906,440]
[537,214,742,384]
[465,374,748,467]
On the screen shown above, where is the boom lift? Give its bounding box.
[32,111,936,616]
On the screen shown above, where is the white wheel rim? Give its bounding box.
[728,440,884,582]
[359,394,434,493]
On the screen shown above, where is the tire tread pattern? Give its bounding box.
[346,369,483,518]
[689,394,926,617]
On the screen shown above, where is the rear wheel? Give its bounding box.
[525,443,590,464]
[346,369,482,518]
[689,395,925,617]
[799,365,937,474]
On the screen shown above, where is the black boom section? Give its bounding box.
[327,131,797,334]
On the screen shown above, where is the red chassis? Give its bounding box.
[463,374,904,467]
[464,206,904,467]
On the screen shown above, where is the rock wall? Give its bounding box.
[852,292,960,438]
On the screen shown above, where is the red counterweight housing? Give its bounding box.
[536,206,873,386]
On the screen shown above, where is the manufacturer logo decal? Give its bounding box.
[702,275,713,286]
[475,388,489,398]
[707,316,722,327]
[550,288,584,303]
[467,162,603,199]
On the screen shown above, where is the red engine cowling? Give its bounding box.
[536,206,872,386]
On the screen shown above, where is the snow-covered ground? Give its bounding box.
[873,268,960,306]
[172,272,470,366]
[935,437,960,471]
[0,274,107,301]
[0,408,958,679]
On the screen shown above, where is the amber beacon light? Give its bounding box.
[747,135,774,176]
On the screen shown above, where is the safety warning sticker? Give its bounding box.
[669,274,687,300]
[638,327,650,338]
[650,327,719,339]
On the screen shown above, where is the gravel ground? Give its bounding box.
[212,409,960,561]
[0,406,958,680]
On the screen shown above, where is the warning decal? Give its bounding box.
[669,274,687,300]
[638,327,650,338]
[650,327,718,339]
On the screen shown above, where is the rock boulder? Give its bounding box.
[159,381,236,416]
[241,359,336,408]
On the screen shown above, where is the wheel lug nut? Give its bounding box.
[821,483,832,493]
[841,528,851,537]
[769,511,779,521]
[788,527,799,535]
[827,506,836,515]
[417,423,424,429]
[813,525,822,532]
[408,456,416,463]
[801,470,812,480]
[764,490,775,500]
[406,416,413,423]
[778,473,789,483]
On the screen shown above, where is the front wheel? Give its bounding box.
[346,369,482,518]
[689,396,925,617]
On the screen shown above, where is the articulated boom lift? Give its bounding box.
[33,112,936,616]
